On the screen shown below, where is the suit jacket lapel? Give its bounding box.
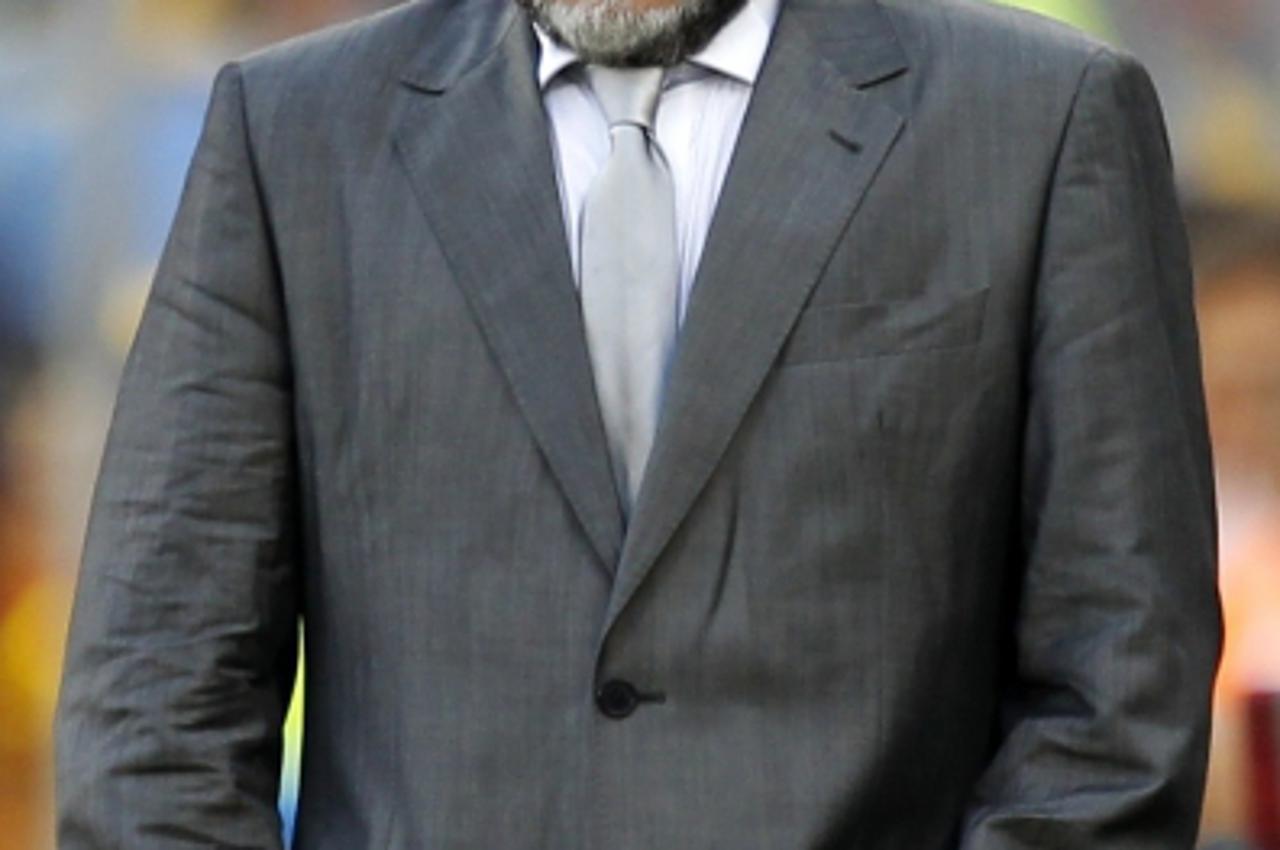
[601,0,909,635]
[393,1,625,572]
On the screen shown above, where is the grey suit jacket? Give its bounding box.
[55,0,1222,847]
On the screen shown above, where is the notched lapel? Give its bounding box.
[600,0,908,639]
[392,3,625,572]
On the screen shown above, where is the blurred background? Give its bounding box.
[1,0,1278,847]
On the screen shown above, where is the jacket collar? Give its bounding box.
[399,0,907,95]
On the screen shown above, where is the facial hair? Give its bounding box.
[517,0,749,67]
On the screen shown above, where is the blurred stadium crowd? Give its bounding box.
[1,0,1279,848]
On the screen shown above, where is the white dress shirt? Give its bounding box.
[534,0,781,323]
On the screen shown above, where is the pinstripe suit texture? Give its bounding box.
[55,0,1221,847]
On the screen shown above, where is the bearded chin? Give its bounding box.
[517,0,748,67]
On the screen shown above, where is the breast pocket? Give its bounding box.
[776,285,990,366]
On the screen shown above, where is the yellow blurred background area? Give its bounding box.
[2,1,1279,848]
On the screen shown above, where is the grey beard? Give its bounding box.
[518,0,749,67]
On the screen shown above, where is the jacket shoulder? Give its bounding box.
[228,0,450,106]
[880,0,1114,79]
[876,0,1148,129]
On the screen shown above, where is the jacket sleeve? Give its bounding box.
[957,47,1222,848]
[55,62,299,849]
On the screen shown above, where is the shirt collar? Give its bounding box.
[533,0,781,90]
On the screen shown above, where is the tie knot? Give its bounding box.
[585,65,664,131]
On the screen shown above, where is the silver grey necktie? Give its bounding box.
[579,65,679,516]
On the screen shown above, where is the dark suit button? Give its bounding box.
[595,679,640,719]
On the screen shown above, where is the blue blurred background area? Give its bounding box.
[1,1,1278,848]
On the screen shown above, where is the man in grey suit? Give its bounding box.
[55,0,1222,847]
